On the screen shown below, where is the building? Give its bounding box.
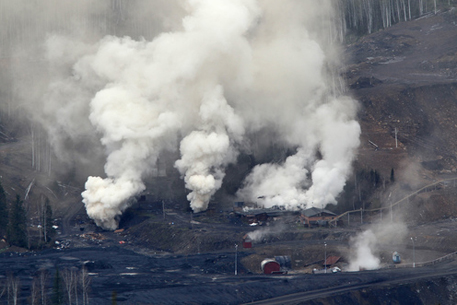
[275,256,291,269]
[300,207,337,227]
[261,259,281,274]
[234,207,299,224]
[233,201,245,210]
[243,234,252,248]
[392,251,401,264]
[324,256,341,268]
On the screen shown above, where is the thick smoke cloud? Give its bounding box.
[2,0,360,229]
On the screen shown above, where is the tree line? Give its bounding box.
[0,181,54,250]
[335,166,396,213]
[340,0,454,37]
[0,266,92,305]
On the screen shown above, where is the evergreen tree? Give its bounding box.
[7,194,27,247]
[42,198,54,243]
[374,170,380,186]
[52,268,64,305]
[0,181,8,236]
[112,290,117,305]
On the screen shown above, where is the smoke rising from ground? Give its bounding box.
[347,221,408,271]
[247,223,287,243]
[2,0,360,229]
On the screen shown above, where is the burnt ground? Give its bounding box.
[4,246,457,305]
[1,143,457,304]
[346,7,457,177]
[2,208,457,304]
[0,7,457,305]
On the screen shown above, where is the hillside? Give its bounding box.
[337,8,457,218]
[0,5,456,252]
[347,8,457,174]
[1,5,457,305]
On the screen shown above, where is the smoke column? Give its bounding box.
[2,0,360,229]
[347,222,408,271]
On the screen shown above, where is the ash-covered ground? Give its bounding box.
[1,4,457,305]
[3,206,457,305]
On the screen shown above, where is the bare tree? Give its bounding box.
[0,278,6,303]
[7,273,20,305]
[80,267,91,305]
[38,196,47,244]
[62,269,72,305]
[74,270,78,305]
[39,269,48,305]
[30,277,39,305]
[37,195,53,246]
[62,268,79,305]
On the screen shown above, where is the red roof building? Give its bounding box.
[324,256,341,267]
[243,234,252,248]
[300,207,337,227]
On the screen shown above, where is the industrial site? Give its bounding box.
[1,0,457,304]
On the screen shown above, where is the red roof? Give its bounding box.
[324,256,341,266]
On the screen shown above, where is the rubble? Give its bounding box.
[80,233,106,241]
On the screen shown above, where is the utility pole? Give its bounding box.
[162,200,165,220]
[324,243,327,274]
[235,244,238,275]
[391,204,393,222]
[395,128,398,148]
[411,237,416,268]
[389,193,393,222]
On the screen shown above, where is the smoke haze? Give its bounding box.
[1,0,360,229]
[347,221,408,271]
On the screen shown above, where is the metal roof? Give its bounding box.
[235,208,299,217]
[324,256,341,266]
[301,207,336,217]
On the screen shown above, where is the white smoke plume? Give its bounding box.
[347,229,380,271]
[2,0,360,229]
[247,223,286,242]
[77,0,258,228]
[239,96,360,209]
[175,86,244,212]
[347,222,408,271]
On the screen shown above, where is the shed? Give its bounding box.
[392,251,401,264]
[243,234,252,248]
[233,201,245,209]
[301,207,337,227]
[324,256,341,267]
[261,259,280,274]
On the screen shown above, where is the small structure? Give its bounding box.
[233,202,245,211]
[275,256,291,269]
[392,251,401,264]
[261,259,281,274]
[300,207,337,227]
[324,256,341,268]
[243,234,252,248]
[235,207,299,224]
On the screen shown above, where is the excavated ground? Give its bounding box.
[346,7,457,176]
[1,7,457,305]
